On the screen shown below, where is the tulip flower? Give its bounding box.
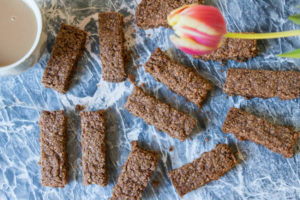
[168,5,227,55]
[168,4,300,57]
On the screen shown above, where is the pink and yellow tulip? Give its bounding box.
[168,5,226,55]
[168,4,300,57]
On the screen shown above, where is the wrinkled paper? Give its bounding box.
[0,0,300,199]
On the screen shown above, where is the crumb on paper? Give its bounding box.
[147,33,151,37]
[124,49,132,65]
[152,179,160,188]
[76,104,86,111]
[76,66,83,72]
[128,74,137,85]
[169,146,174,152]
[206,111,213,118]
[205,137,210,142]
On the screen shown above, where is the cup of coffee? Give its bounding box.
[0,0,47,76]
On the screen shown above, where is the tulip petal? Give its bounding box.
[174,25,223,48]
[179,6,227,35]
[177,15,219,35]
[167,5,195,26]
[167,5,227,56]
[170,35,215,56]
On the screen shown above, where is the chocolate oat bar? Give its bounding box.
[145,48,212,108]
[195,38,258,62]
[168,144,237,197]
[98,12,126,82]
[80,110,107,186]
[124,86,197,141]
[111,141,159,200]
[42,23,87,93]
[223,68,300,100]
[136,0,205,29]
[39,110,68,187]
[222,108,299,158]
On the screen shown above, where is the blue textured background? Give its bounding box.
[0,0,300,199]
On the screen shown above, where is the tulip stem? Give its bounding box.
[224,30,300,39]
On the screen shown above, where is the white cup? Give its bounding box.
[0,0,47,76]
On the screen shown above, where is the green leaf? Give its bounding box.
[289,14,300,25]
[277,48,300,58]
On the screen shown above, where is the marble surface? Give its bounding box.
[1,0,300,199]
